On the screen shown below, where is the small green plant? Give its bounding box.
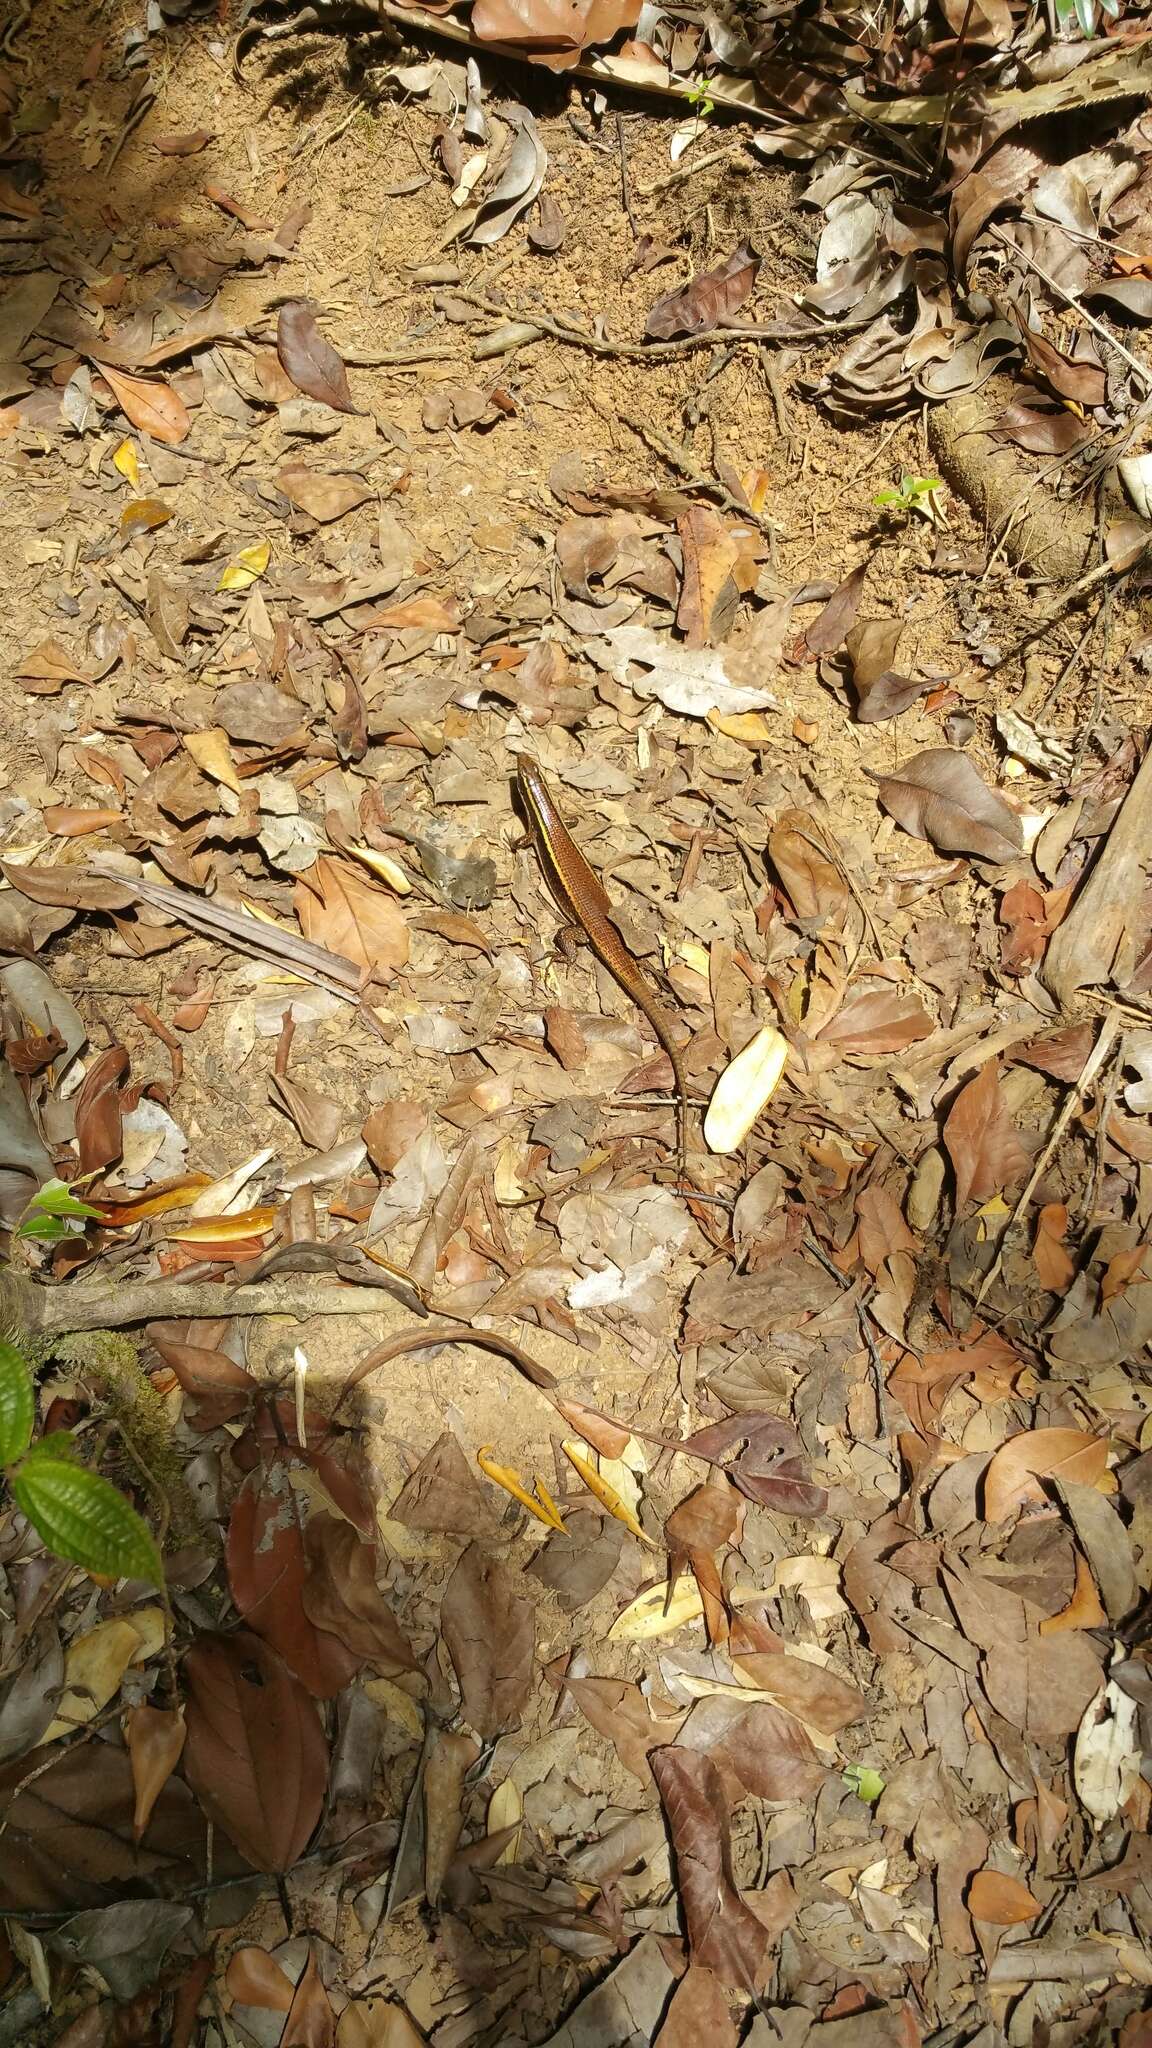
[0,1340,162,1584]
[16,1177,102,1246]
[843,1762,885,1804]
[873,473,945,526]
[684,80,716,123]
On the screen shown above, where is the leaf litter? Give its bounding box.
[0,0,1151,2042]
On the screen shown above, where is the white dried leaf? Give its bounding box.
[704,1025,788,1153]
[1073,1679,1140,1823]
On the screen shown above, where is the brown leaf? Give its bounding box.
[942,1562,1104,1743]
[227,1467,361,1698]
[677,1695,826,1804]
[0,1740,219,1913]
[277,303,358,414]
[74,1044,128,1177]
[730,1650,867,1737]
[1013,1022,1096,1082]
[1017,325,1107,408]
[650,1747,769,1990]
[282,1948,335,2048]
[968,1869,1041,1925]
[181,1632,329,1872]
[41,806,123,837]
[983,1427,1110,1523]
[999,878,1048,976]
[124,1704,186,1842]
[389,1432,498,1535]
[680,1414,827,1517]
[818,987,934,1054]
[440,1544,535,1738]
[277,466,373,523]
[1033,1202,1075,1293]
[645,242,760,341]
[653,1966,739,2048]
[562,1673,684,1781]
[528,193,566,251]
[269,1073,343,1152]
[98,363,190,445]
[362,1100,428,1174]
[869,747,1023,863]
[995,400,1093,456]
[846,618,928,721]
[153,129,214,155]
[805,560,867,656]
[0,862,134,913]
[767,808,850,923]
[15,638,96,691]
[146,1322,255,1429]
[294,857,409,981]
[470,0,639,67]
[676,506,741,648]
[943,1059,1029,1212]
[224,1946,295,2012]
[302,1514,417,1672]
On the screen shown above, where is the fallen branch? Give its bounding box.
[0,1269,432,1342]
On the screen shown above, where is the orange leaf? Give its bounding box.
[41,806,122,837]
[99,362,190,445]
[224,1946,295,2013]
[125,1702,186,1841]
[983,1427,1109,1523]
[968,1868,1041,1925]
[294,857,409,981]
[943,1059,1029,1212]
[1038,1549,1108,1633]
[1033,1202,1075,1293]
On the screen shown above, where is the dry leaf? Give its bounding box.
[182,1631,329,1872]
[294,857,409,981]
[968,1868,1041,1924]
[98,364,190,445]
[124,1704,186,1841]
[646,242,760,340]
[943,1059,1029,1212]
[650,1747,769,1989]
[277,303,358,414]
[870,748,1023,863]
[983,1427,1110,1523]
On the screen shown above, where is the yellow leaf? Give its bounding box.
[120,498,173,539]
[706,708,775,750]
[112,438,139,489]
[487,1779,522,1863]
[562,1439,656,1547]
[477,1446,564,1531]
[345,842,413,894]
[608,1573,703,1641]
[218,541,270,591]
[704,1025,789,1154]
[362,1676,424,1742]
[39,1608,164,1745]
[183,728,241,794]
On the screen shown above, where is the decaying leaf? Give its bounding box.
[182,1632,328,1872]
[869,748,1023,863]
[645,242,760,340]
[440,1544,535,1738]
[650,1747,770,1989]
[943,1059,1029,1212]
[277,303,358,414]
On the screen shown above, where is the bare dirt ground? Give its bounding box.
[1,2,1152,2045]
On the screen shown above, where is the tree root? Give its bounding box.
[927,384,1098,580]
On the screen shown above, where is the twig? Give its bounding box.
[974,1013,1121,1308]
[989,225,1152,395]
[981,540,1151,676]
[447,287,854,363]
[616,111,640,238]
[933,0,978,181]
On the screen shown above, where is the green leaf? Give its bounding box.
[12,1458,162,1584]
[28,1178,103,1220]
[15,1212,70,1244]
[842,1763,885,1803]
[0,1343,34,1468]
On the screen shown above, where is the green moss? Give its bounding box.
[48,1329,198,1549]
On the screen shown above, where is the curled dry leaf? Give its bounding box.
[653,1966,739,2048]
[983,1427,1110,1523]
[281,1947,336,2048]
[124,1704,186,1842]
[845,617,928,721]
[645,242,760,341]
[869,747,1023,863]
[182,1631,328,1873]
[277,303,358,415]
[805,560,867,656]
[470,106,546,246]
